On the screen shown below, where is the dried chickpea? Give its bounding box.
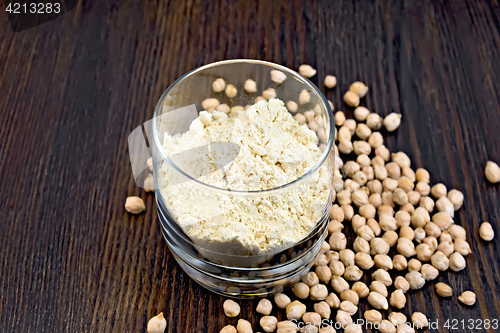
[302,312,322,327]
[220,325,237,333]
[286,300,307,320]
[370,281,388,297]
[383,113,402,132]
[378,320,396,333]
[416,243,434,261]
[277,320,298,333]
[354,106,370,121]
[437,241,454,258]
[408,259,422,272]
[331,276,350,294]
[352,282,370,298]
[435,282,453,297]
[405,271,425,290]
[237,319,252,333]
[397,238,416,257]
[458,291,476,306]
[421,264,439,281]
[274,293,291,309]
[382,230,398,247]
[342,205,355,221]
[212,78,226,92]
[356,123,372,140]
[364,309,383,324]
[223,300,241,317]
[125,196,146,214]
[368,132,384,149]
[344,265,363,281]
[349,81,369,97]
[314,301,331,319]
[225,84,237,98]
[355,252,374,270]
[394,276,410,293]
[449,252,466,271]
[286,101,298,113]
[367,218,382,236]
[328,220,343,234]
[389,289,406,309]
[366,113,383,130]
[256,299,272,315]
[330,260,345,276]
[423,236,438,251]
[454,238,471,256]
[485,161,500,183]
[425,222,442,238]
[372,269,393,286]
[298,89,310,104]
[147,313,167,333]
[338,140,354,154]
[244,79,257,93]
[374,254,393,270]
[329,232,347,251]
[299,64,317,78]
[316,266,332,284]
[393,254,408,271]
[260,316,278,333]
[302,272,320,287]
[325,292,341,308]
[324,75,337,88]
[340,301,358,316]
[412,312,429,329]
[336,310,353,328]
[353,237,370,254]
[344,91,360,107]
[271,70,287,84]
[292,282,309,299]
[310,284,329,300]
[479,222,495,241]
[340,290,359,305]
[367,291,388,310]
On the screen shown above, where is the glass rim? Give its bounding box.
[152,59,335,195]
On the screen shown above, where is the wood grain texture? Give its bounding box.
[0,0,499,332]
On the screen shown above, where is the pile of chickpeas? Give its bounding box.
[146,64,497,333]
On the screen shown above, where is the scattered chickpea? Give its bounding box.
[370,281,388,297]
[292,282,309,299]
[485,161,500,183]
[144,174,155,192]
[408,259,422,272]
[223,300,241,317]
[421,264,439,281]
[260,316,277,333]
[340,300,358,315]
[364,309,382,324]
[344,91,360,107]
[435,282,453,297]
[383,113,402,132]
[336,310,353,328]
[372,269,392,286]
[277,320,298,333]
[274,293,291,309]
[389,289,406,309]
[256,298,273,315]
[344,265,363,281]
[406,271,426,290]
[367,291,388,310]
[394,276,410,293]
[314,301,331,319]
[458,291,476,306]
[412,312,429,329]
[286,101,298,113]
[220,325,237,333]
[212,78,226,93]
[270,70,287,84]
[263,88,277,100]
[286,300,307,320]
[302,272,320,287]
[125,196,146,214]
[325,292,341,308]
[331,276,350,294]
[479,222,495,241]
[310,284,329,300]
[298,64,317,78]
[147,312,167,333]
[349,81,369,97]
[366,113,383,130]
[324,75,337,88]
[393,255,408,271]
[302,312,322,327]
[449,252,466,272]
[243,79,257,93]
[225,84,237,98]
[236,319,252,333]
[378,320,396,333]
[315,266,332,284]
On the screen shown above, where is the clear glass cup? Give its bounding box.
[151,59,335,298]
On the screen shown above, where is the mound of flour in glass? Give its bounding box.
[157,98,331,265]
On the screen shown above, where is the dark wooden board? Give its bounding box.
[1,0,499,332]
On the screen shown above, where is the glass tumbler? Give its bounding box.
[151,59,335,298]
